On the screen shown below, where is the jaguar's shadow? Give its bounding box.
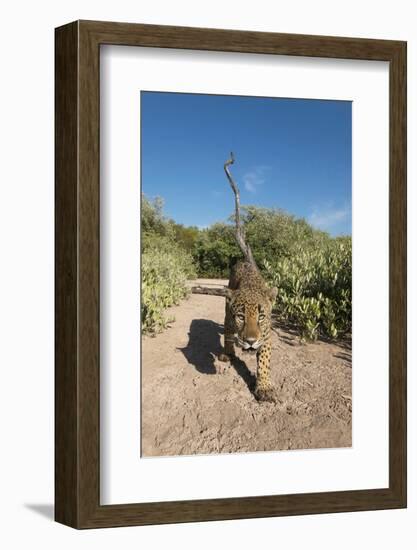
[179,318,255,391]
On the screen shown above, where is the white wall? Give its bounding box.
[0,0,415,548]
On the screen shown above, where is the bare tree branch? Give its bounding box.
[224,152,257,268]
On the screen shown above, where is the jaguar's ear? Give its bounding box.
[268,287,278,303]
[224,288,234,302]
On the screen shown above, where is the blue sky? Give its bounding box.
[141,92,352,236]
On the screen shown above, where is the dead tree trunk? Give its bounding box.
[191,286,228,297]
[190,153,258,299]
[224,152,258,269]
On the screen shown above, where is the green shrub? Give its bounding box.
[141,196,197,333]
[192,223,240,278]
[171,223,200,252]
[263,237,351,341]
[141,193,351,341]
[192,207,330,278]
[142,236,196,333]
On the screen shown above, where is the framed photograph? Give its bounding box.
[55,20,406,528]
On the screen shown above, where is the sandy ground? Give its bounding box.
[141,279,352,457]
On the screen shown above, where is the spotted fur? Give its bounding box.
[219,261,278,402]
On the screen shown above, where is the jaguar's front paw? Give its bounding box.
[254,385,277,403]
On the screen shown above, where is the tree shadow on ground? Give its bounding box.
[179,318,255,391]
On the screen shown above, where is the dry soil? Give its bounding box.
[141,279,352,457]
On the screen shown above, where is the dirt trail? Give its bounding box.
[141,280,352,457]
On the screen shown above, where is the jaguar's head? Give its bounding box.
[225,287,278,353]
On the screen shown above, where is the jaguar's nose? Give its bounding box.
[245,337,257,345]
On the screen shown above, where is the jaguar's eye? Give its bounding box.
[236,314,245,322]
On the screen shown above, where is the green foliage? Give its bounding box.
[192,207,330,278]
[242,206,328,264]
[141,196,196,333]
[192,223,241,278]
[141,194,173,237]
[263,237,351,341]
[142,235,196,333]
[141,193,351,342]
[170,222,201,252]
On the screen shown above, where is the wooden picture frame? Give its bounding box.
[55,20,407,529]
